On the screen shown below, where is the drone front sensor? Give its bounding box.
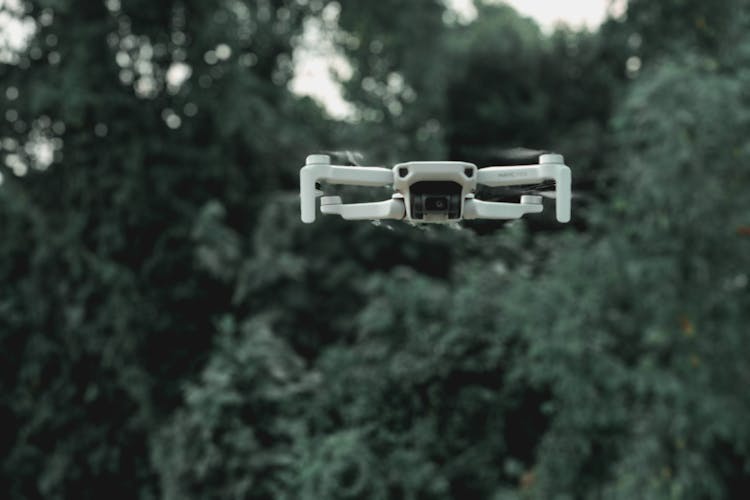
[300,153,571,224]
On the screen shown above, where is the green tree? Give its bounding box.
[1,0,327,496]
[509,56,750,498]
[334,0,450,161]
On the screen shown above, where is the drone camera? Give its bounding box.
[425,196,448,210]
[410,181,463,220]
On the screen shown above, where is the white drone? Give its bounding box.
[300,153,571,224]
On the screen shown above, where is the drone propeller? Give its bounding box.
[478,184,580,204]
[317,150,365,166]
[461,146,549,166]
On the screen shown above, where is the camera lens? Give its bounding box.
[425,196,449,211]
[409,182,462,220]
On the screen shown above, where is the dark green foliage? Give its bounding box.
[2,0,750,498]
[152,317,318,499]
[334,0,450,160]
[625,0,745,59]
[1,0,321,496]
[444,4,549,155]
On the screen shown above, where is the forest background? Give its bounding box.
[2,0,750,498]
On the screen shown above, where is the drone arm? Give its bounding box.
[476,165,546,186]
[300,155,393,223]
[324,166,393,186]
[320,196,405,220]
[476,154,571,223]
[463,198,543,220]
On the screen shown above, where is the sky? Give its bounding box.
[0,0,36,63]
[465,0,618,31]
[291,0,617,118]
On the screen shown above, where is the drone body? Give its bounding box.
[300,153,571,224]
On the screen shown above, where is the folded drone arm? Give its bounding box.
[476,154,571,223]
[300,155,393,223]
[463,198,543,220]
[319,196,405,221]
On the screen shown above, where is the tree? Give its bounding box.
[0,0,326,496]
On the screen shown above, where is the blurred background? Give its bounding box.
[1,0,750,498]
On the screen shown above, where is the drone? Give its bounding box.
[300,153,571,224]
